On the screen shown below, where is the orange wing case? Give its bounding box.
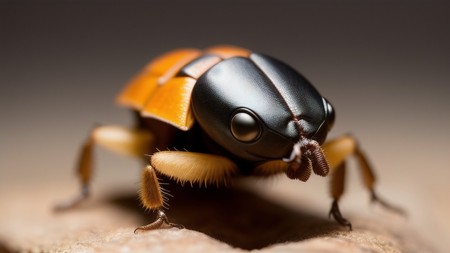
[116,45,251,131]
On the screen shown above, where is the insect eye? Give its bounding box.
[323,98,335,131]
[230,110,261,142]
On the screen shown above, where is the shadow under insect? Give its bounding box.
[108,179,340,250]
[0,242,13,253]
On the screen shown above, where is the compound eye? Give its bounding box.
[230,110,261,142]
[323,98,335,131]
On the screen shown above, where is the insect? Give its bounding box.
[57,45,402,231]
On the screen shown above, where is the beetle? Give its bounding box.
[57,45,401,231]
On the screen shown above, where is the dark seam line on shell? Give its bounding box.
[249,59,304,140]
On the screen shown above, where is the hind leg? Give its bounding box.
[55,125,154,210]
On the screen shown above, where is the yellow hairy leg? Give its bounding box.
[139,165,164,210]
[252,160,289,177]
[135,151,239,231]
[55,125,154,211]
[151,151,239,186]
[135,165,184,232]
[92,125,154,157]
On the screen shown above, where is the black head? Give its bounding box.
[191,53,335,162]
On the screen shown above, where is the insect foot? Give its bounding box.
[329,200,352,230]
[54,184,90,211]
[134,209,184,233]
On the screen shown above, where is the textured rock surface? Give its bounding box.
[0,180,435,253]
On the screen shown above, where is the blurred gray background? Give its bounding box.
[1,0,449,252]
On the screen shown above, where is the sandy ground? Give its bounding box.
[0,171,438,253]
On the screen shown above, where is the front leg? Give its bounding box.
[134,164,184,232]
[135,151,239,232]
[323,134,404,229]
